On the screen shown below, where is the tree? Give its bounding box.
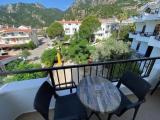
[117,11,128,39]
[62,36,95,64]
[79,16,101,40]
[20,49,31,60]
[119,24,135,41]
[41,48,57,67]
[112,24,135,41]
[92,37,131,62]
[46,22,64,39]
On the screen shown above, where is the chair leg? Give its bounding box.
[151,81,160,95]
[107,114,112,120]
[95,112,102,120]
[133,106,140,120]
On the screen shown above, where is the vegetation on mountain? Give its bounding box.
[65,0,151,20]
[41,48,57,67]
[0,3,63,28]
[79,16,101,40]
[47,22,64,39]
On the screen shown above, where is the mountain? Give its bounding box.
[64,0,151,20]
[0,3,64,28]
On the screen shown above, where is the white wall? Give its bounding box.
[136,22,145,32]
[138,42,148,55]
[63,23,80,36]
[0,77,76,120]
[131,39,138,50]
[0,77,50,120]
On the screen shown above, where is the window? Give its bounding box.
[73,28,77,32]
[153,24,160,36]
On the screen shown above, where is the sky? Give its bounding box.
[0,0,74,10]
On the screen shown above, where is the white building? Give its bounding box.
[129,0,160,74]
[94,18,119,40]
[57,20,81,36]
[129,0,160,57]
[58,18,119,41]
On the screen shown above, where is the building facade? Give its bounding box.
[94,18,119,41]
[58,19,119,41]
[57,20,81,36]
[0,26,38,46]
[129,0,160,57]
[129,0,160,72]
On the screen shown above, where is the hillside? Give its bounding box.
[64,0,151,20]
[0,3,64,28]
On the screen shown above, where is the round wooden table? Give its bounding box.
[77,76,121,113]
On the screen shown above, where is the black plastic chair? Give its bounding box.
[151,80,160,95]
[34,81,87,120]
[107,71,151,120]
[34,81,54,120]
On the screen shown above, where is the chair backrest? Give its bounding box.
[118,71,151,101]
[34,81,53,120]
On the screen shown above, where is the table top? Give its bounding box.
[77,76,121,113]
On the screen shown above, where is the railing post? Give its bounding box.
[49,70,56,87]
[146,59,156,76]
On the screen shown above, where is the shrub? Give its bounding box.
[4,60,47,84]
[12,41,36,50]
[41,48,57,67]
[92,37,131,61]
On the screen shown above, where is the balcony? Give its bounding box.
[16,89,160,120]
[136,12,160,22]
[134,32,152,43]
[0,57,160,120]
[129,32,138,39]
[148,36,160,48]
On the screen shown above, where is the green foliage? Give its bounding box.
[28,41,37,49]
[92,37,131,62]
[20,49,31,59]
[62,37,95,64]
[12,41,36,50]
[0,3,63,28]
[47,22,64,39]
[64,35,70,41]
[79,16,101,40]
[4,60,47,84]
[118,24,135,41]
[41,48,57,67]
[64,0,150,20]
[117,11,128,22]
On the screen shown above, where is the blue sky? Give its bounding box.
[0,0,74,10]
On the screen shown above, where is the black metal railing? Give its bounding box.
[0,57,160,91]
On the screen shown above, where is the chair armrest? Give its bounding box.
[127,100,145,109]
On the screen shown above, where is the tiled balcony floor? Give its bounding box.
[16,89,160,120]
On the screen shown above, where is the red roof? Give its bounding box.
[57,20,81,24]
[0,55,12,60]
